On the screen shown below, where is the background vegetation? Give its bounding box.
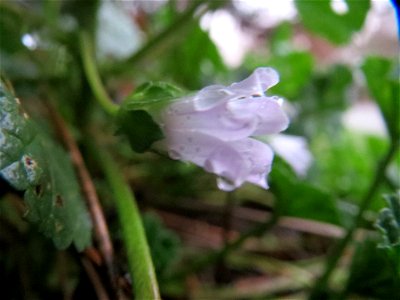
[1,0,399,299]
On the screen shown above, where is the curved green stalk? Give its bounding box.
[79,31,119,116]
[95,147,160,299]
[308,140,399,299]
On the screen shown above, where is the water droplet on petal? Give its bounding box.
[217,177,237,191]
[169,150,181,160]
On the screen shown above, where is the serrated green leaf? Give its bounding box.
[117,82,184,153]
[376,192,400,249]
[295,0,371,45]
[123,81,184,110]
[0,81,92,251]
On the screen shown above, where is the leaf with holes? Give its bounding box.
[0,80,91,251]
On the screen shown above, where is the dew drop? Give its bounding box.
[217,177,236,191]
[169,150,181,160]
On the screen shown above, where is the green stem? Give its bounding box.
[308,140,399,299]
[105,0,212,76]
[79,31,119,116]
[95,147,160,299]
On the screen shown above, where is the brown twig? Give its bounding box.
[47,105,117,294]
[81,257,110,300]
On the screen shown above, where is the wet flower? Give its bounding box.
[152,67,289,191]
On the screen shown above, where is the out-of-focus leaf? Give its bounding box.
[293,65,352,137]
[267,51,314,99]
[270,158,341,225]
[0,81,91,250]
[117,82,184,153]
[64,0,99,34]
[163,24,226,89]
[376,192,400,249]
[345,238,400,299]
[295,0,371,44]
[310,130,387,208]
[0,4,25,53]
[362,57,400,140]
[143,212,181,279]
[269,22,293,56]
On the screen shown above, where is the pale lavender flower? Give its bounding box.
[153,68,289,191]
[268,134,313,177]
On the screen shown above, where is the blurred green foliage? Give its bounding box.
[0,0,399,299]
[295,0,371,44]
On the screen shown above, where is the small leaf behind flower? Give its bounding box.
[116,82,184,153]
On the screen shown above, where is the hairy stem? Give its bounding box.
[94,147,160,300]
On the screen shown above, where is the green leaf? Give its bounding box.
[0,4,25,54]
[117,110,164,153]
[376,192,400,249]
[270,158,341,225]
[143,212,181,278]
[362,57,400,140]
[267,51,314,99]
[163,24,226,89]
[345,238,400,298]
[0,81,92,251]
[116,82,184,153]
[124,82,184,110]
[295,0,371,44]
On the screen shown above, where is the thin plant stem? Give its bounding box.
[93,146,160,300]
[79,31,119,116]
[47,104,118,295]
[104,0,215,76]
[308,140,399,299]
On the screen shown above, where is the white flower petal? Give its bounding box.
[227,96,289,135]
[269,134,313,177]
[162,103,257,141]
[230,67,279,95]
